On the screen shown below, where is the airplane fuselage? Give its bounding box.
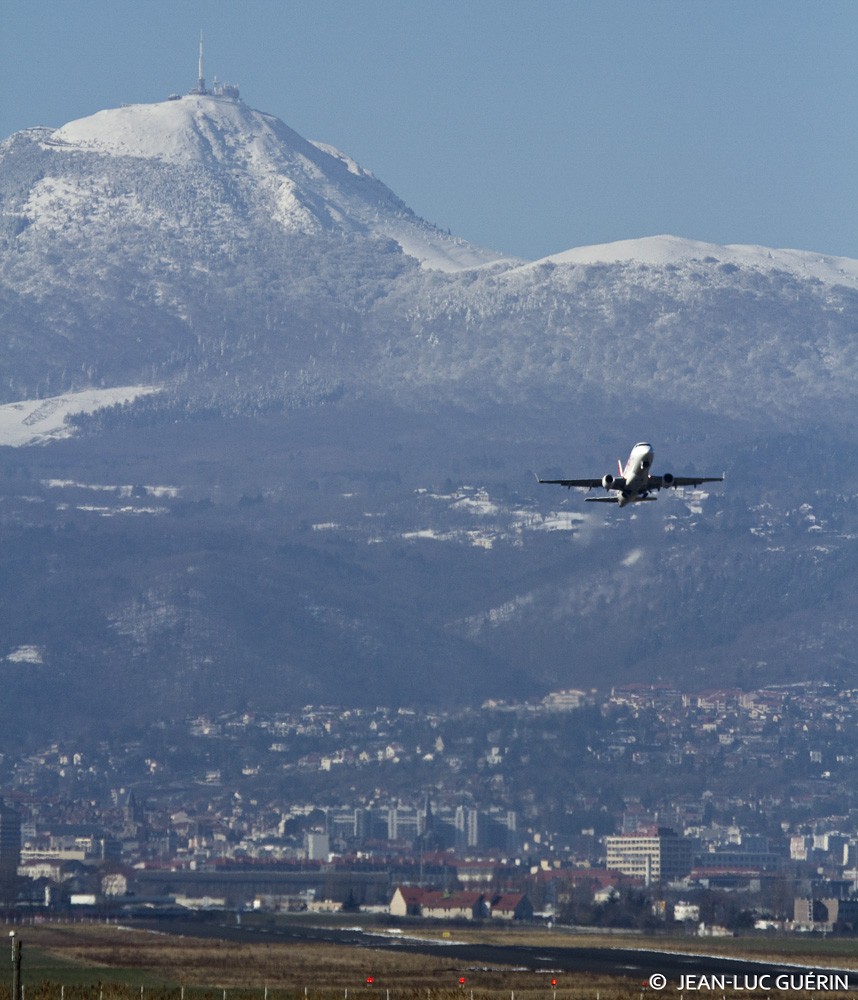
[616,441,656,506]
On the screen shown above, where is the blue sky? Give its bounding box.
[2,0,856,262]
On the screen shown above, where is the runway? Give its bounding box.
[135,917,858,991]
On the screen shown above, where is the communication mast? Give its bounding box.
[186,33,240,100]
[190,32,208,95]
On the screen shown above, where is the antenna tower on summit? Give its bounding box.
[190,31,208,95]
[185,32,240,100]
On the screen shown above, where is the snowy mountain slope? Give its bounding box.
[540,235,858,290]
[367,237,858,429]
[2,95,856,430]
[17,95,512,273]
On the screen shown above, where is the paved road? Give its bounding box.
[135,918,858,991]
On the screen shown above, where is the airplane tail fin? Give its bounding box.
[618,458,623,477]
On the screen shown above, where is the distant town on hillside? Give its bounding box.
[3,679,858,934]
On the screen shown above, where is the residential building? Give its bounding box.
[488,892,533,921]
[0,798,21,906]
[606,827,693,884]
[389,885,533,921]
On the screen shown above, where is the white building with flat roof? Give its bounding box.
[606,827,693,884]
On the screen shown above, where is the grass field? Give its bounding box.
[1,921,856,1000]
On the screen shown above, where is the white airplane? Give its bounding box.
[539,441,723,507]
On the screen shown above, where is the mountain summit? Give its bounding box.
[17,93,511,274]
[0,93,516,403]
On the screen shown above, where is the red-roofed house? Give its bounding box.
[389,884,427,917]
[420,890,488,920]
[488,893,533,921]
[390,885,533,921]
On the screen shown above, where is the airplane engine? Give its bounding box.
[602,473,614,489]
[661,473,675,487]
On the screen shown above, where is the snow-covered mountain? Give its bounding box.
[541,234,858,289]
[1,94,858,746]
[0,94,520,408]
[9,94,512,273]
[2,94,856,429]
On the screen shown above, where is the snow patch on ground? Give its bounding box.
[0,386,161,446]
[5,645,44,664]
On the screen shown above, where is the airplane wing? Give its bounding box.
[651,475,724,489]
[538,478,603,489]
